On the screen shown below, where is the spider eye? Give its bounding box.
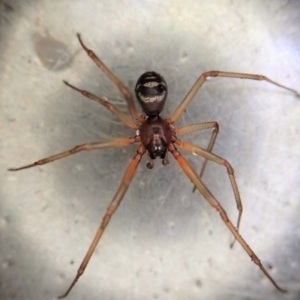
[135,71,168,116]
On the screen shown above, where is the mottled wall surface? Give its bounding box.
[1,1,300,300]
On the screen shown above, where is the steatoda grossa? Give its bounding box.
[9,34,299,298]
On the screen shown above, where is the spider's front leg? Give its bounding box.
[168,143,287,293]
[174,138,243,247]
[58,144,146,298]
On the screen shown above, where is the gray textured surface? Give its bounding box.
[1,1,300,300]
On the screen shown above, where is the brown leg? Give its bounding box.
[175,139,243,244]
[76,34,144,122]
[175,122,219,192]
[64,81,138,129]
[58,144,145,298]
[8,137,140,171]
[169,71,300,124]
[168,143,286,293]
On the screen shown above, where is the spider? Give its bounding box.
[9,34,299,298]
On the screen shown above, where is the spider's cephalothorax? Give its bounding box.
[135,71,167,116]
[136,71,172,167]
[139,115,172,167]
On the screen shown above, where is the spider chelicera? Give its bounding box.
[9,34,299,298]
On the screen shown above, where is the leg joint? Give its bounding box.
[213,122,219,133]
[215,202,229,222]
[223,160,234,175]
[204,71,219,78]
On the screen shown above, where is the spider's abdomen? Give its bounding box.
[135,71,167,116]
[139,116,172,160]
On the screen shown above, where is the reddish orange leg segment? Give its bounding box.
[58,144,146,298]
[168,143,286,293]
[169,71,300,124]
[64,81,139,129]
[175,122,219,192]
[9,137,140,171]
[175,139,243,246]
[77,34,144,122]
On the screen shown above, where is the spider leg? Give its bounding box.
[175,122,219,192]
[169,70,300,124]
[76,34,144,122]
[8,137,140,171]
[168,143,286,293]
[174,139,242,247]
[58,144,145,299]
[64,81,138,129]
